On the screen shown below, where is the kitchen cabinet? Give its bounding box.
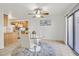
[4,32,18,47]
[4,14,8,26]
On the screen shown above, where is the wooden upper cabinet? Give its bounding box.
[12,21,28,28]
[4,14,8,26]
[22,21,28,28]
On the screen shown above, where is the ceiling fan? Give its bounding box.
[28,8,49,18]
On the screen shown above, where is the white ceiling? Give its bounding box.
[0,3,77,19]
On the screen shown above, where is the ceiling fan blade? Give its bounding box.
[41,12,49,15]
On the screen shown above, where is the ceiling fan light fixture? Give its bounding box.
[28,8,49,18]
[35,14,41,17]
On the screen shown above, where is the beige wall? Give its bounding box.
[29,15,66,41]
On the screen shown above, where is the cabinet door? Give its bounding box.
[4,14,8,26]
[74,10,79,54]
[67,15,74,49]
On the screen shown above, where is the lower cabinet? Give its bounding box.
[4,32,18,47]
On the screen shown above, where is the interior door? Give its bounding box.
[67,15,74,49]
[74,10,79,54]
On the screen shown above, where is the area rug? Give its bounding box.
[12,42,56,56]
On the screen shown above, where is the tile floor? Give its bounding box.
[0,39,75,56]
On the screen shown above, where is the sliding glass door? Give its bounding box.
[74,10,79,54]
[67,15,74,49]
[67,9,79,55]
